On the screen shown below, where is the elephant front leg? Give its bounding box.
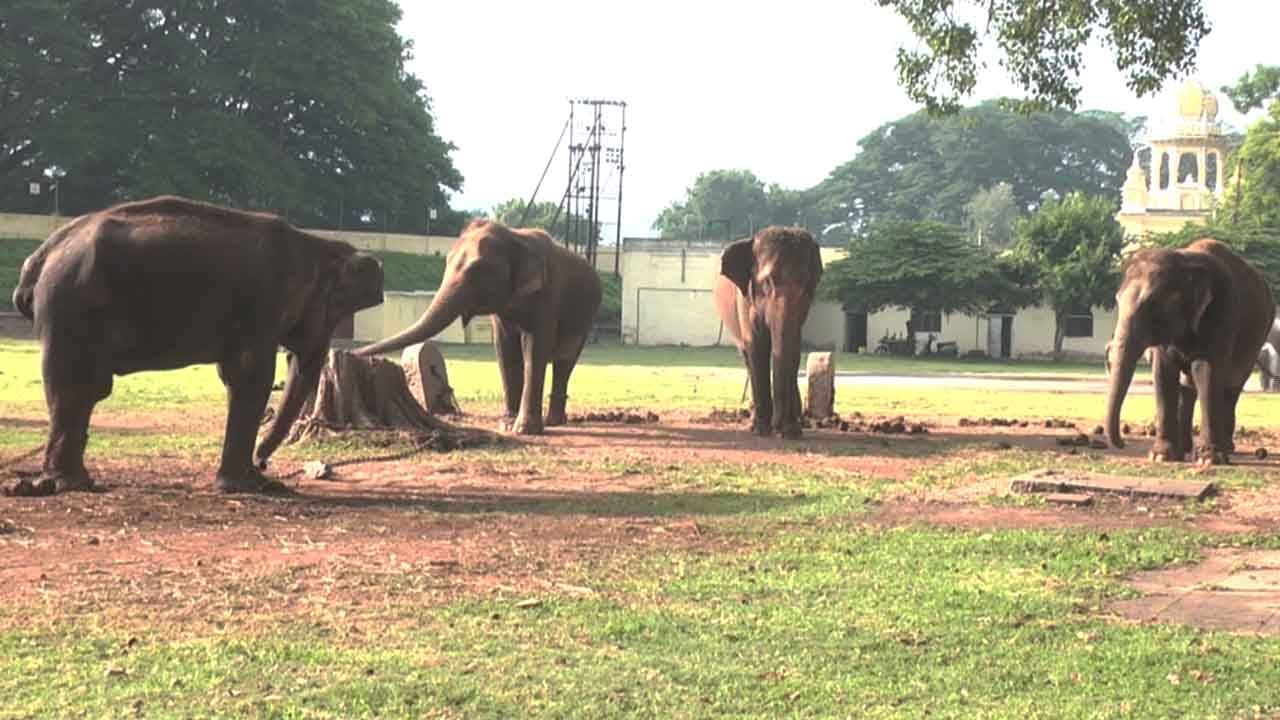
[215,348,280,492]
[494,318,524,432]
[1150,349,1185,462]
[512,329,550,435]
[1190,359,1230,466]
[746,339,773,437]
[770,348,802,440]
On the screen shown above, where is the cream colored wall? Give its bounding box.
[866,307,986,354]
[353,290,490,345]
[621,246,722,345]
[1116,212,1204,243]
[802,301,844,350]
[1009,305,1116,358]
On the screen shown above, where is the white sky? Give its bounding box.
[401,0,1275,239]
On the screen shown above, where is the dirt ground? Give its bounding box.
[4,408,1280,632]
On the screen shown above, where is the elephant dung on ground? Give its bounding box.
[1105,238,1273,466]
[11,196,384,495]
[353,219,601,435]
[713,226,823,439]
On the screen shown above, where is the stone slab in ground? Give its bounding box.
[1009,468,1215,500]
[1108,549,1280,635]
[1043,492,1093,507]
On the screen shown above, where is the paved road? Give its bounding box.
[830,372,1136,394]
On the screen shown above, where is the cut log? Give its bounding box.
[401,341,462,415]
[278,348,458,445]
[805,351,835,419]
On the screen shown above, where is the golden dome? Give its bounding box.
[1177,79,1218,120]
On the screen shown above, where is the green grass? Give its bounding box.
[5,520,1280,718]
[0,237,41,311]
[373,250,445,293]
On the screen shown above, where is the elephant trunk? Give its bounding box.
[255,349,325,466]
[352,283,469,357]
[769,294,806,429]
[1105,332,1145,449]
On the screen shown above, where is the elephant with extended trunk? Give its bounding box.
[354,219,601,435]
[11,196,384,494]
[713,226,823,439]
[1105,238,1273,466]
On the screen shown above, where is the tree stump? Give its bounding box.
[402,341,462,415]
[279,348,457,445]
[805,351,835,419]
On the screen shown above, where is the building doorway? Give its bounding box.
[987,314,1013,359]
[844,310,868,352]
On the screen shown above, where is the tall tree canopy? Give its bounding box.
[652,170,800,241]
[963,182,1019,249]
[806,101,1137,238]
[1,0,461,231]
[1215,65,1280,233]
[820,219,1033,315]
[492,199,600,246]
[1011,193,1125,359]
[880,0,1210,113]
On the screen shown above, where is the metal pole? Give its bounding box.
[613,103,626,278]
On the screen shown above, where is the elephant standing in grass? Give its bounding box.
[354,219,601,435]
[713,226,822,439]
[1105,238,1273,466]
[11,196,384,494]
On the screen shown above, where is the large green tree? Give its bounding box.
[1011,193,1125,359]
[0,0,461,231]
[820,219,1033,316]
[652,170,801,241]
[963,182,1019,249]
[1215,65,1280,233]
[807,101,1136,235]
[880,0,1210,113]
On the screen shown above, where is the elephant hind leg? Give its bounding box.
[40,334,113,493]
[545,335,587,427]
[1177,384,1196,459]
[214,346,278,493]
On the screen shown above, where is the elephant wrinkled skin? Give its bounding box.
[713,226,823,439]
[353,219,601,435]
[12,196,384,494]
[1105,238,1273,466]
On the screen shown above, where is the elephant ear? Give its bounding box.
[506,229,549,308]
[807,242,824,294]
[330,253,384,315]
[1186,273,1214,335]
[720,239,755,296]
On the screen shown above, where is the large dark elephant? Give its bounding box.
[713,226,822,439]
[11,196,384,494]
[353,219,601,435]
[1105,238,1273,466]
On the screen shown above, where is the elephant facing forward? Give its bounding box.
[354,219,601,435]
[1105,238,1273,465]
[12,196,384,494]
[713,226,823,439]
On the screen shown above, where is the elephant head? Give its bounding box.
[720,226,823,436]
[255,249,384,466]
[1105,247,1215,448]
[352,219,548,358]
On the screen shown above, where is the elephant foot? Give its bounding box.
[510,415,544,436]
[1148,442,1185,463]
[1193,446,1231,468]
[215,467,292,494]
[544,410,568,427]
[750,421,772,438]
[775,423,803,440]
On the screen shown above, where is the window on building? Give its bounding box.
[910,309,942,333]
[1206,152,1219,190]
[1159,152,1170,189]
[1178,152,1199,184]
[1063,309,1094,338]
